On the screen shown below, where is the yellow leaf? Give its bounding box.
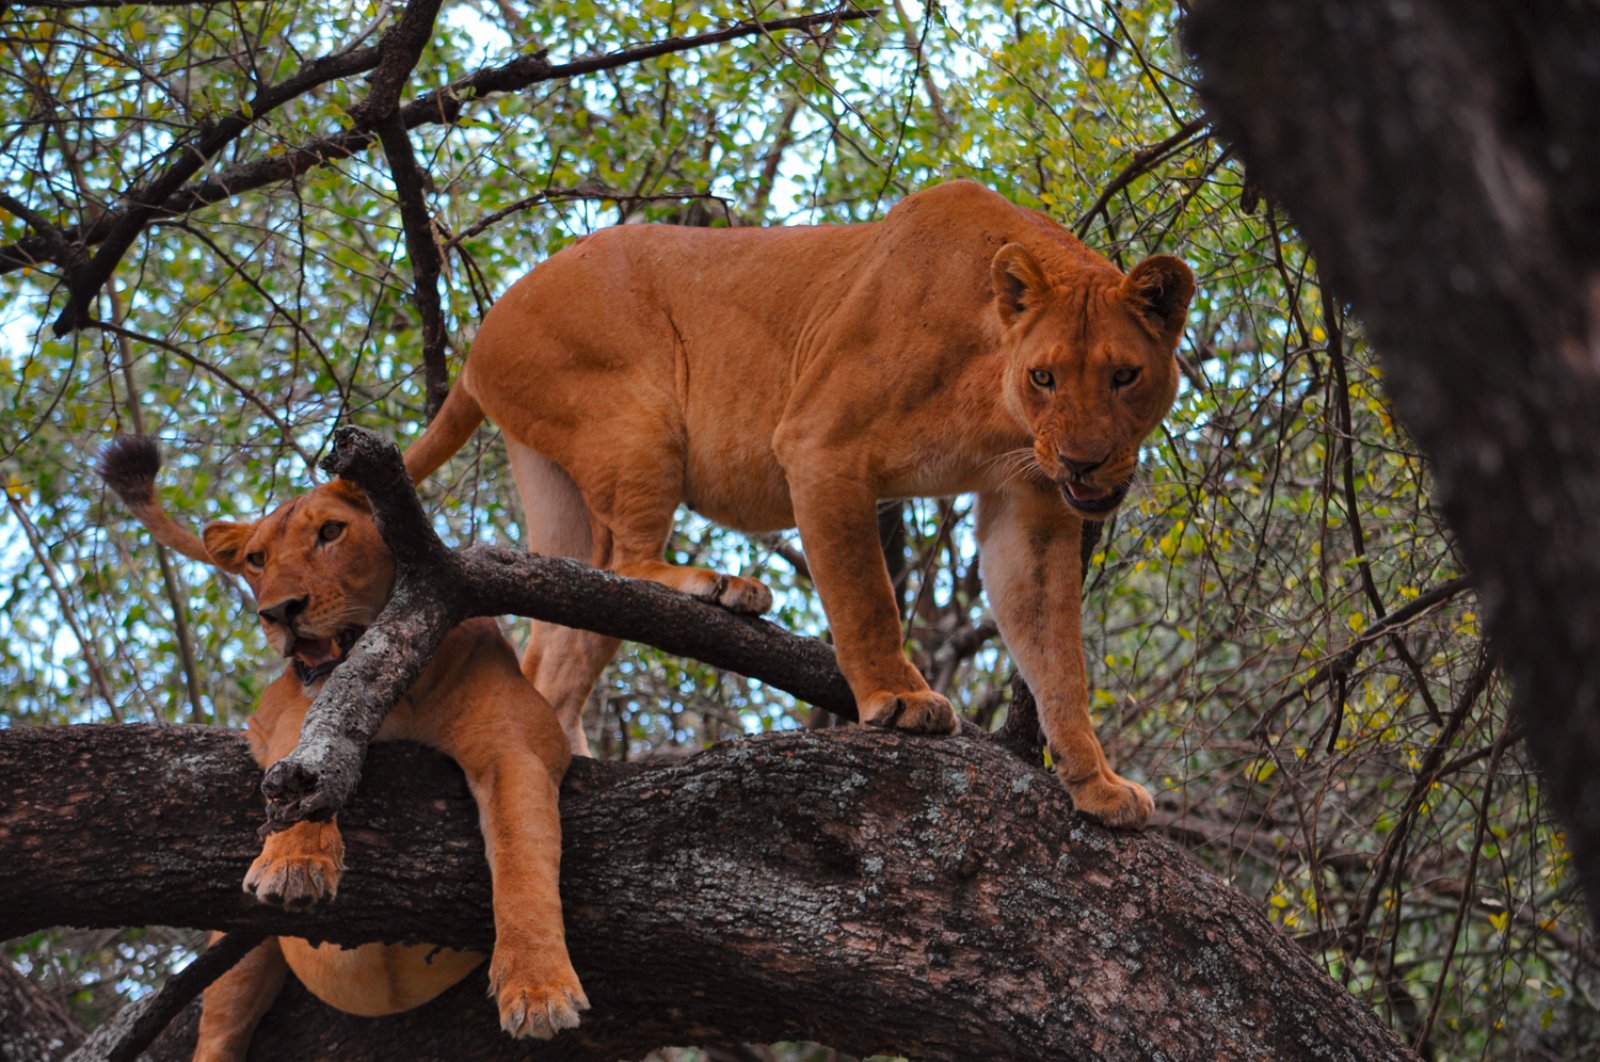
[1489,911,1510,933]
[1347,611,1367,634]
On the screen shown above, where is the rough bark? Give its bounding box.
[0,962,82,1061]
[1185,0,1600,924]
[0,724,1411,1061]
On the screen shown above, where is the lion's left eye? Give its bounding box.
[317,520,346,544]
[1029,368,1055,389]
[1112,366,1140,388]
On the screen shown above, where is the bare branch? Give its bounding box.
[1,7,879,282]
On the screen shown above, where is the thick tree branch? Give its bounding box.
[1186,0,1600,923]
[349,0,446,126]
[1,8,877,281]
[0,724,1411,1060]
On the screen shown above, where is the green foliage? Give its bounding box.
[0,1,1591,1056]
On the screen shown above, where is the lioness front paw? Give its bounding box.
[860,689,959,735]
[244,819,344,908]
[489,949,589,1040]
[243,849,342,909]
[1065,772,1154,830]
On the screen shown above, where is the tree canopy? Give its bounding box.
[0,1,1591,1058]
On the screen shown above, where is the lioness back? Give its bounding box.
[460,181,1052,532]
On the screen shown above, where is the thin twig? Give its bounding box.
[106,282,206,722]
[1074,116,1209,239]
[62,930,267,1062]
[1251,575,1473,740]
[86,320,318,474]
[3,489,122,721]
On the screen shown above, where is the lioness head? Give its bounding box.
[98,435,393,685]
[991,243,1194,518]
[202,483,395,683]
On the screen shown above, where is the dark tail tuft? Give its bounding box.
[97,434,163,505]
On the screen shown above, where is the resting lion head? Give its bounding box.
[990,243,1195,518]
[202,482,394,683]
[99,435,393,684]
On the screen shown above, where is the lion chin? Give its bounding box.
[1059,479,1130,517]
[285,625,365,684]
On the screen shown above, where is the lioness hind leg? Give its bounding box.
[243,819,344,909]
[194,934,288,1062]
[523,623,617,756]
[509,442,619,755]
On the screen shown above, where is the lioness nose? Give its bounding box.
[1060,454,1106,478]
[258,596,308,627]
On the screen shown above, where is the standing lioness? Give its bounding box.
[406,180,1193,829]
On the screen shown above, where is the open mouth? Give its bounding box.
[1060,479,1128,515]
[288,626,365,684]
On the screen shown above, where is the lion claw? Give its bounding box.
[860,689,959,734]
[489,951,589,1040]
[243,852,341,909]
[1065,772,1154,830]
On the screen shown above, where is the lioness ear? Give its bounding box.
[991,243,1049,327]
[201,520,254,574]
[1122,255,1195,344]
[326,479,371,510]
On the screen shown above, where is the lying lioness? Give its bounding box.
[403,179,1194,829]
[98,436,587,1059]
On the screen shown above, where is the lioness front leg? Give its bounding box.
[786,472,956,734]
[243,818,345,909]
[976,485,1153,829]
[449,728,587,1039]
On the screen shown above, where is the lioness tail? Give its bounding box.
[97,435,212,564]
[402,380,485,483]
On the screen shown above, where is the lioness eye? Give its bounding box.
[1029,368,1055,389]
[317,520,345,544]
[1112,366,1140,387]
[245,551,265,568]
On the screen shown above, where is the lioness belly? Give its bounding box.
[280,937,482,1016]
[683,448,795,532]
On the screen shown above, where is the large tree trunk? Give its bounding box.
[0,724,1409,1060]
[1186,0,1600,924]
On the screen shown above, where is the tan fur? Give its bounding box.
[404,180,1195,828]
[102,450,586,1059]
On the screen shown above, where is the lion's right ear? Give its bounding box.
[991,243,1050,327]
[201,520,254,574]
